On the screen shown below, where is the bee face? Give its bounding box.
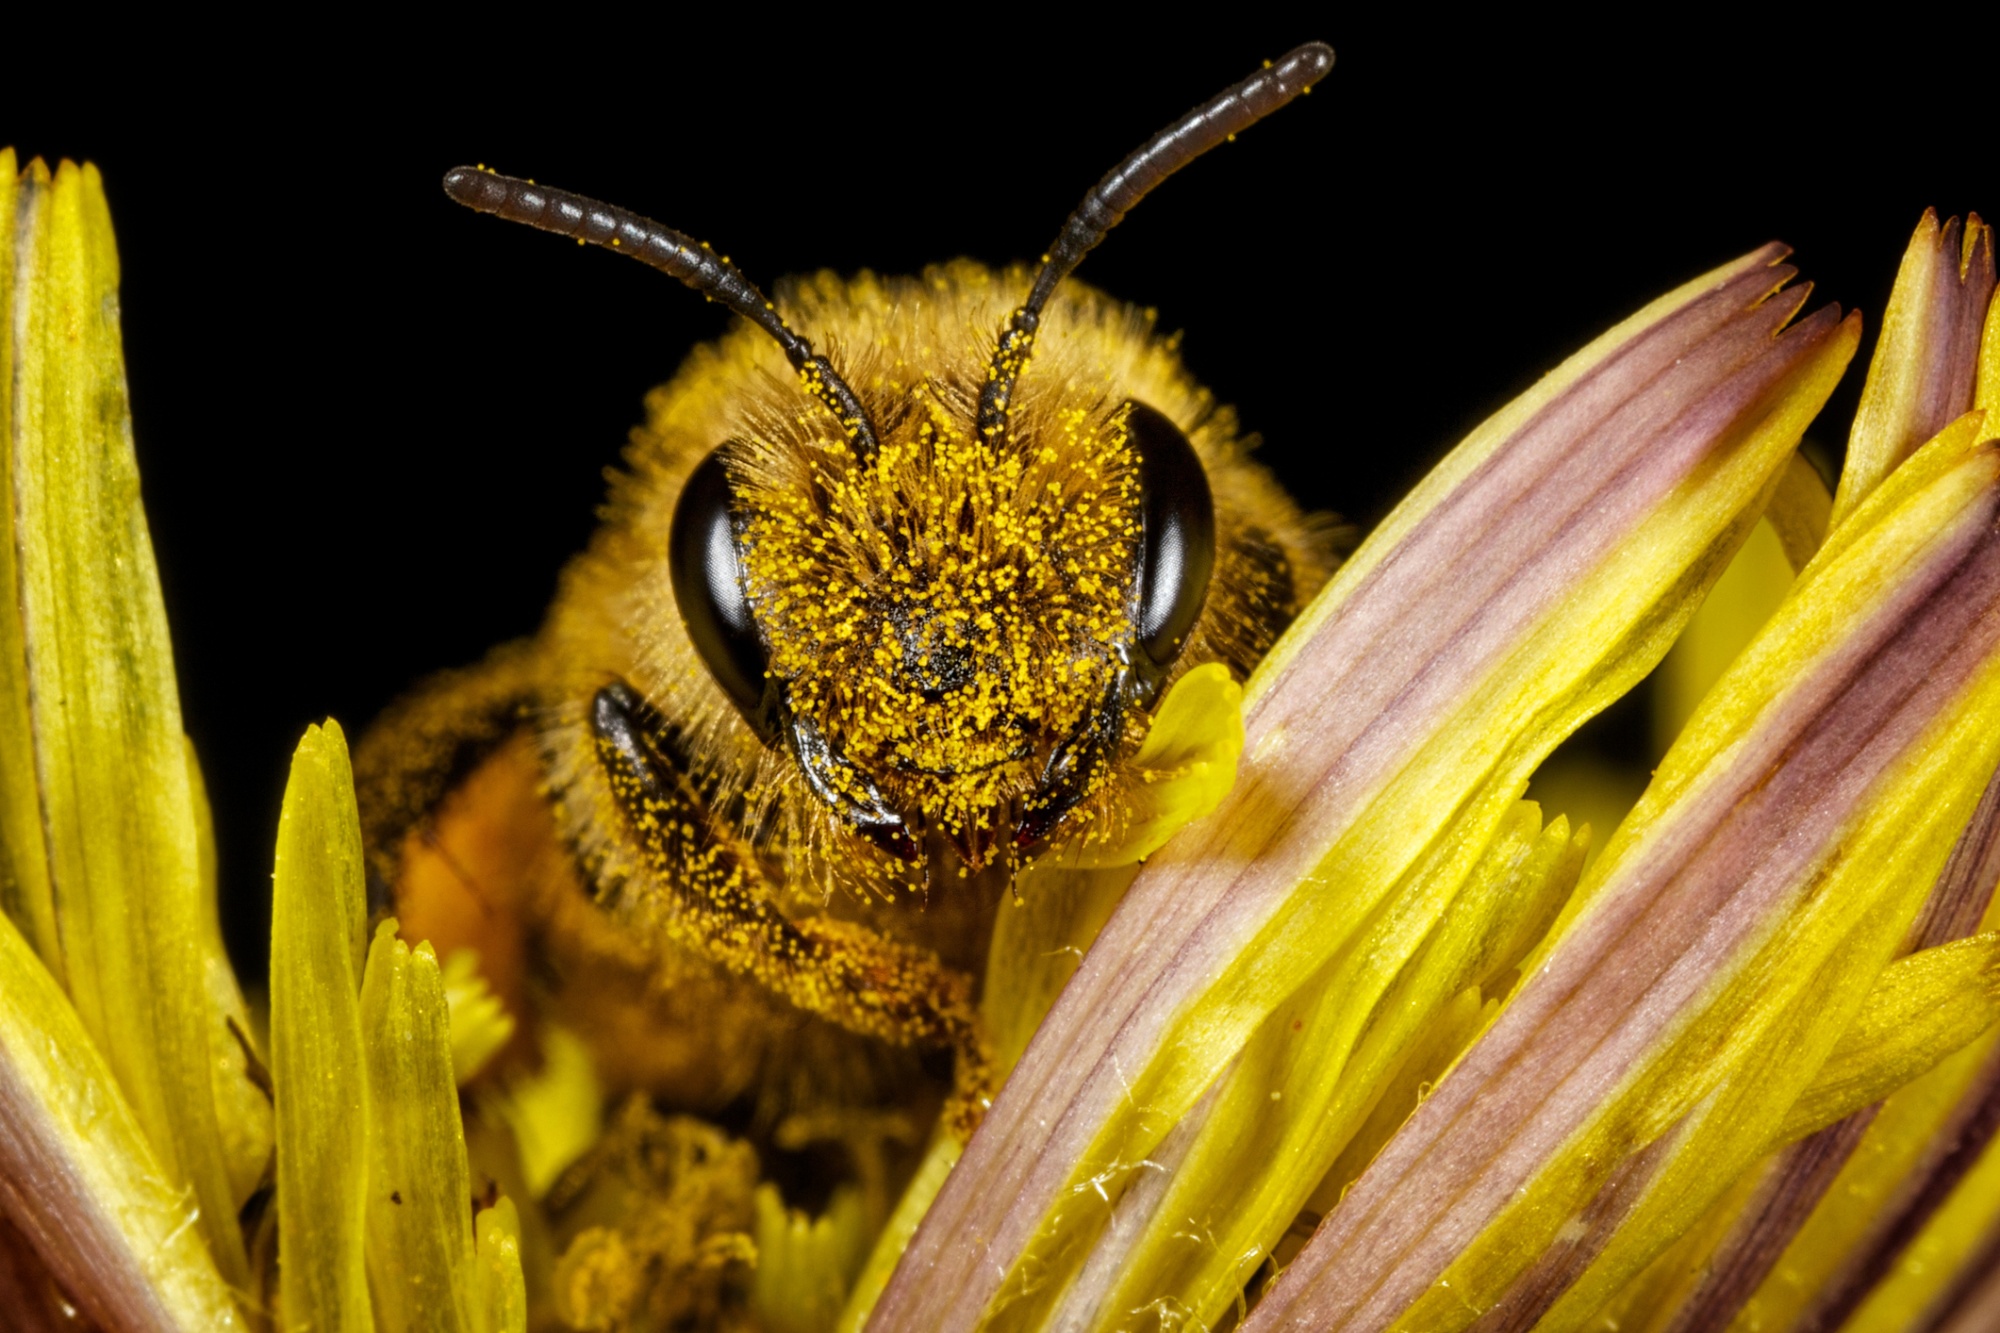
[667,313,1216,869]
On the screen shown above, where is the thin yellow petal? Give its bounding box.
[753,1185,870,1333]
[469,1198,527,1333]
[837,1134,960,1333]
[1065,663,1243,869]
[1773,932,2000,1145]
[839,860,1141,1329]
[1737,1029,2000,1330]
[1735,816,2000,1329]
[1765,449,1834,571]
[0,149,60,977]
[489,1025,602,1198]
[1,152,246,1284]
[1981,273,2000,413]
[980,864,1137,1078]
[1312,988,1495,1214]
[361,920,479,1333]
[270,721,373,1333]
[1065,808,1586,1331]
[1833,210,1995,527]
[441,949,516,1086]
[1843,1119,2000,1331]
[0,903,243,1329]
[186,738,274,1211]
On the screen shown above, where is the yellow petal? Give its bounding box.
[469,1198,528,1333]
[979,864,1137,1078]
[1982,267,2000,413]
[0,900,244,1329]
[270,721,373,1333]
[1650,517,1796,759]
[187,738,275,1212]
[1735,1031,1999,1330]
[1735,779,2000,1329]
[0,148,60,979]
[441,949,516,1086]
[489,1025,602,1198]
[1313,987,1496,1213]
[753,1185,870,1333]
[842,859,1142,1330]
[1064,663,1244,869]
[0,151,246,1285]
[1832,210,1995,527]
[1843,1117,2000,1331]
[1772,932,2000,1146]
[837,1134,961,1333]
[1059,807,1586,1331]
[1765,449,1834,571]
[360,920,480,1333]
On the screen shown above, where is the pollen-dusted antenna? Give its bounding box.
[442,167,882,460]
[977,42,1334,443]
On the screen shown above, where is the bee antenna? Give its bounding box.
[442,167,882,460]
[976,42,1334,444]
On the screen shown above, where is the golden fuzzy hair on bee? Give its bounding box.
[532,261,1336,917]
[359,45,1344,1144]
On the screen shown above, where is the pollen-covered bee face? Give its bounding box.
[668,385,1215,870]
[437,38,1325,899]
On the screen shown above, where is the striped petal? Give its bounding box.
[0,148,256,1304]
[1252,413,2000,1332]
[1832,211,1994,526]
[869,245,1859,1332]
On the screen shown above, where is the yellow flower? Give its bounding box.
[4,141,1999,1333]
[0,152,525,1332]
[867,218,2000,1332]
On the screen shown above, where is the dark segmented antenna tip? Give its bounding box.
[441,166,881,460]
[977,42,1334,442]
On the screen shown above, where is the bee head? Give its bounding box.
[442,41,1329,871]
[669,373,1214,869]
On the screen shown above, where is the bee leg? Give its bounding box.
[591,683,993,1137]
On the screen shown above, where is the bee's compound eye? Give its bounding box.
[669,446,780,744]
[1126,401,1216,681]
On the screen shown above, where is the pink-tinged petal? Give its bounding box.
[1641,215,2000,1332]
[1249,425,2000,1333]
[1799,1044,2000,1330]
[867,247,1858,1332]
[1651,766,2000,1332]
[0,894,243,1330]
[1833,210,1995,526]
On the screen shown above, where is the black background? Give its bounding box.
[8,22,1988,981]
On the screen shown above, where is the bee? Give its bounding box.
[354,43,1338,1186]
